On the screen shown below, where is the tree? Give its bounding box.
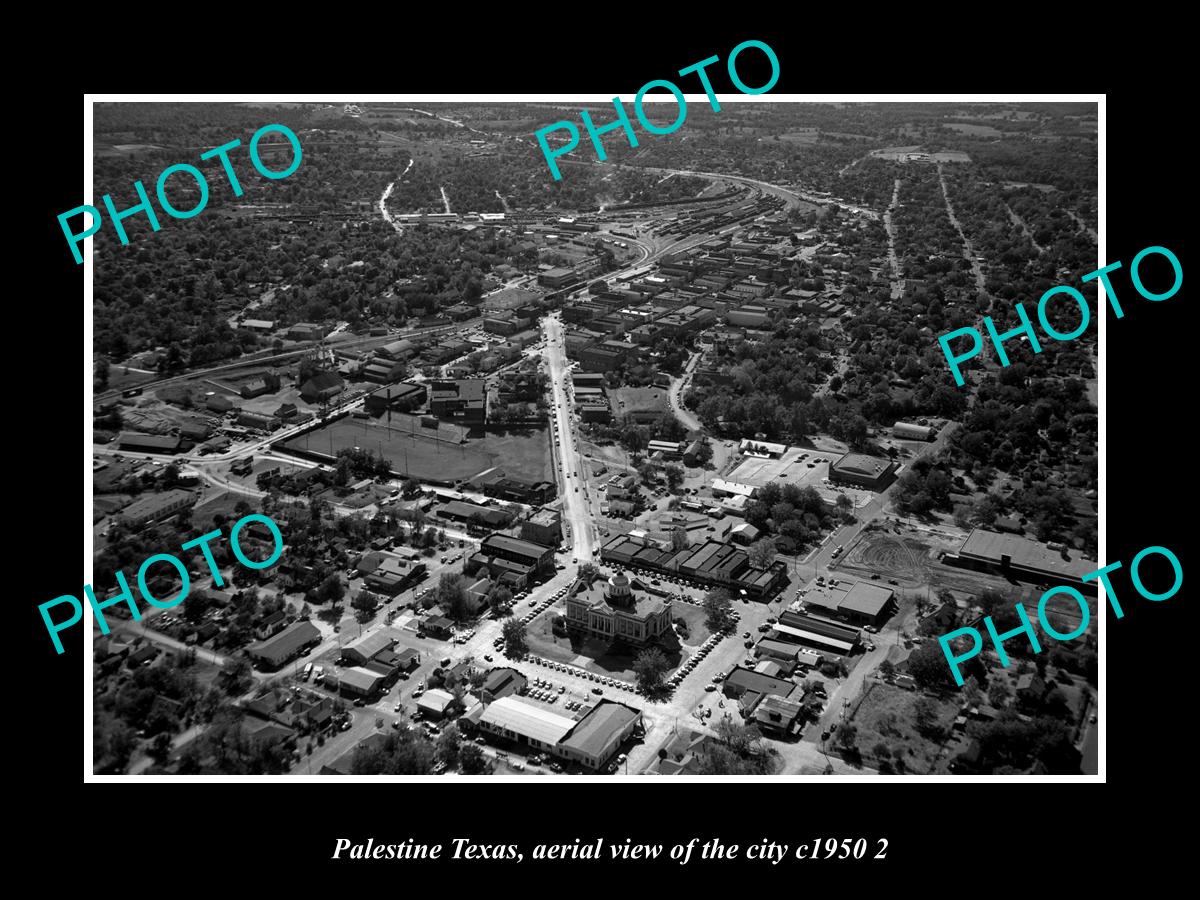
[748,537,777,570]
[633,647,670,696]
[351,590,380,625]
[878,659,896,681]
[702,588,735,632]
[501,617,528,656]
[578,562,599,583]
[436,723,462,768]
[963,676,984,707]
[486,584,513,616]
[670,527,690,552]
[459,742,490,774]
[835,722,858,749]
[988,679,1012,709]
[913,696,944,740]
[436,573,472,621]
[906,642,957,692]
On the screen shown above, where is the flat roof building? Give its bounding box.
[118,489,195,528]
[800,581,896,627]
[479,533,554,574]
[246,621,321,671]
[557,700,642,771]
[829,452,899,491]
[950,528,1098,591]
[117,431,181,454]
[478,695,577,752]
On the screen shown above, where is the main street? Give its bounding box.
[541,313,595,563]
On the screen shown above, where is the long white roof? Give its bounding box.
[479,696,576,745]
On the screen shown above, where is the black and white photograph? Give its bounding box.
[79,96,1107,779]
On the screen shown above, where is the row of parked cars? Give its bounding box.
[527,655,635,694]
[668,628,730,688]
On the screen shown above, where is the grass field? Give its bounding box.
[848,682,959,774]
[285,419,552,485]
[612,386,670,416]
[945,123,1001,136]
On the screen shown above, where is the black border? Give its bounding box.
[21,25,1190,886]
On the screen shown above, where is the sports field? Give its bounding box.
[284,418,552,484]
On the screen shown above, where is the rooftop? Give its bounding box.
[560,700,640,758]
[958,528,1097,580]
[479,695,576,745]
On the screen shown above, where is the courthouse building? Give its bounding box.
[565,571,672,648]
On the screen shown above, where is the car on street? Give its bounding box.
[705,684,717,692]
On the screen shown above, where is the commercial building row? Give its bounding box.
[600,533,789,600]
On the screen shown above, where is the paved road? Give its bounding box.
[938,163,986,296]
[542,314,596,563]
[667,352,702,433]
[884,178,903,300]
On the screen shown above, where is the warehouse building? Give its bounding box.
[478,533,555,575]
[118,489,196,528]
[800,581,896,627]
[774,611,861,654]
[429,379,486,425]
[478,695,577,753]
[435,500,512,530]
[288,322,327,341]
[893,421,934,441]
[828,452,899,491]
[364,382,426,415]
[340,631,397,667]
[947,528,1099,592]
[557,700,643,771]
[246,621,321,671]
[117,431,182,454]
[237,411,281,432]
[299,371,344,403]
